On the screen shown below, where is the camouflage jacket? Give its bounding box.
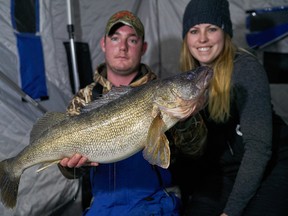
[66,63,156,116]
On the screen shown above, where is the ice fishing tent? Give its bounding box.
[0,0,287,215]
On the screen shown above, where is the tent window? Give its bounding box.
[12,0,37,33]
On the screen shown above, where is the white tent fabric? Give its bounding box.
[0,0,287,215]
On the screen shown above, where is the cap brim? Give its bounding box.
[106,21,142,38]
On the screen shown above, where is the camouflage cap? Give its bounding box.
[105,10,145,39]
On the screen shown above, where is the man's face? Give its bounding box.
[101,25,147,76]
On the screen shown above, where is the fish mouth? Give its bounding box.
[191,66,213,94]
[196,66,213,85]
[195,66,213,108]
[174,66,213,119]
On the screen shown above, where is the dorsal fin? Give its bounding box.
[30,112,67,144]
[81,86,133,113]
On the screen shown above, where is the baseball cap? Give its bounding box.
[105,10,145,39]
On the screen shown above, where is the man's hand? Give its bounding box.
[60,153,99,168]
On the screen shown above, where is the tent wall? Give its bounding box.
[0,0,287,215]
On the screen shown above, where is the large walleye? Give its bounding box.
[0,66,213,209]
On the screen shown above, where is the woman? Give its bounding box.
[179,0,275,215]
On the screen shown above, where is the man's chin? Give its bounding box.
[112,67,135,75]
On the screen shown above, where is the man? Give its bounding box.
[58,10,182,216]
[59,10,208,216]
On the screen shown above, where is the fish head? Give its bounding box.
[155,66,213,119]
[181,66,213,101]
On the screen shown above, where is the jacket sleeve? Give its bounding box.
[66,82,96,116]
[224,53,272,216]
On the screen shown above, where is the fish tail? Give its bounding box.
[0,159,20,209]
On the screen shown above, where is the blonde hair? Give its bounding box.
[179,34,237,123]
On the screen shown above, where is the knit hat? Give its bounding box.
[182,0,233,38]
[105,10,145,39]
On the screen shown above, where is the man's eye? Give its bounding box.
[130,39,138,44]
[110,36,118,41]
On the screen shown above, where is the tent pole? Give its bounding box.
[0,70,47,114]
[66,0,80,93]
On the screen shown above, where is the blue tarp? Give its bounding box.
[11,0,48,100]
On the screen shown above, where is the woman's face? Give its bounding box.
[186,24,225,66]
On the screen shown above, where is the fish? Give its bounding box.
[0,66,213,209]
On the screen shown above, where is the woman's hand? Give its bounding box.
[60,153,99,168]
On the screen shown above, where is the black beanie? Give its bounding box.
[182,0,233,38]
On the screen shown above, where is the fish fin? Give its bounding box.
[30,112,67,144]
[36,160,61,173]
[81,86,133,113]
[0,159,20,209]
[143,114,171,169]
